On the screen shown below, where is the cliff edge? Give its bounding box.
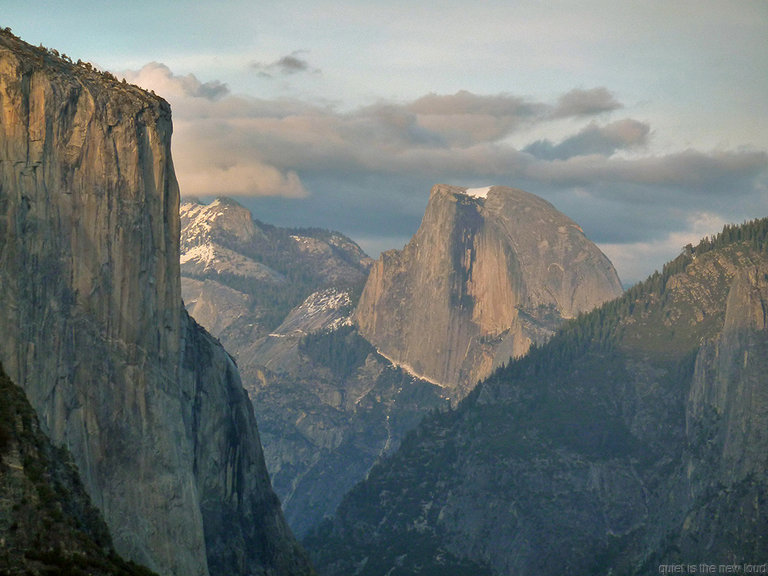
[356,184,623,398]
[0,29,312,576]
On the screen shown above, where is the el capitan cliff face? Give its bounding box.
[355,184,623,398]
[0,30,311,576]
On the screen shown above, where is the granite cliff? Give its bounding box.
[178,198,448,535]
[0,29,312,576]
[307,218,768,575]
[355,184,623,398]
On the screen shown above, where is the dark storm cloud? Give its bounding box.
[552,87,623,117]
[251,51,319,77]
[523,119,650,160]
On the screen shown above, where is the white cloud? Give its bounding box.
[180,161,307,198]
[122,62,228,100]
[123,63,309,198]
[121,61,768,281]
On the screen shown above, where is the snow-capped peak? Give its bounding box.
[464,186,493,198]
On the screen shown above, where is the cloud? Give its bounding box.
[123,63,314,197]
[122,62,229,100]
[397,91,548,147]
[123,62,768,283]
[522,149,768,192]
[251,51,319,77]
[348,90,624,149]
[181,161,307,198]
[552,87,623,118]
[523,119,650,160]
[406,91,544,118]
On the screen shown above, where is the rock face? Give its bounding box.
[250,322,449,536]
[0,363,158,576]
[681,264,768,558]
[307,219,768,575]
[178,198,448,535]
[356,184,623,397]
[0,30,311,576]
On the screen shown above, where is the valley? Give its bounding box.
[178,183,622,536]
[1,23,766,576]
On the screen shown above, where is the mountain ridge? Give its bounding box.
[178,197,449,535]
[355,183,623,398]
[307,216,768,575]
[178,184,628,535]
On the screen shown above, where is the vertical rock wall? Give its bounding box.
[356,184,623,398]
[687,264,768,485]
[0,31,311,576]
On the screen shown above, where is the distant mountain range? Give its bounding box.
[306,218,768,575]
[179,197,450,534]
[179,184,622,535]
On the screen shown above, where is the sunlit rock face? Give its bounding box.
[356,184,623,398]
[0,30,312,576]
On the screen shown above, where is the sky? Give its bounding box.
[3,1,768,285]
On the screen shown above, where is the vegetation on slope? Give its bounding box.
[306,217,768,576]
[0,364,158,576]
[299,325,376,379]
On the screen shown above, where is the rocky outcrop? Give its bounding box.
[356,184,623,398]
[180,312,312,576]
[680,264,768,559]
[0,30,312,576]
[180,197,371,292]
[688,265,768,481]
[248,321,448,536]
[307,219,768,575]
[180,197,372,348]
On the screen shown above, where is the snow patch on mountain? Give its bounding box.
[180,198,260,251]
[180,201,216,244]
[464,186,492,198]
[181,242,284,282]
[180,243,216,267]
[270,288,353,336]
